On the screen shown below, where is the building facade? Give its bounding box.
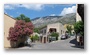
[4,14,16,48]
[39,23,66,43]
[46,23,66,40]
[76,13,82,22]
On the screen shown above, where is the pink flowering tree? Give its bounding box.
[7,20,33,42]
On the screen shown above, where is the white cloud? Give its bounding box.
[4,4,21,10]
[4,4,44,11]
[50,14,56,16]
[4,4,14,9]
[21,4,44,11]
[60,6,76,16]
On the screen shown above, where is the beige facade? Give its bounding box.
[4,14,16,48]
[76,13,82,22]
[47,23,66,39]
[41,35,48,43]
[76,4,82,22]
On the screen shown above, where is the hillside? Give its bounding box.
[31,13,76,28]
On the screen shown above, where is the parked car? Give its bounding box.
[65,33,68,39]
[65,33,71,39]
[61,35,66,40]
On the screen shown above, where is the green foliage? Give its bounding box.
[74,21,84,36]
[16,14,31,22]
[33,35,39,40]
[30,36,33,42]
[30,35,39,42]
[66,25,72,35]
[50,32,59,40]
[24,17,31,22]
[34,28,40,33]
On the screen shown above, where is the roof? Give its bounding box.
[48,22,63,26]
[4,13,16,20]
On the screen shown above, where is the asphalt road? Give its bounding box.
[17,36,83,49]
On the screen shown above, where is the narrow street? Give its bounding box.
[17,36,83,49]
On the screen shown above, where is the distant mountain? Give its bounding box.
[31,13,76,28]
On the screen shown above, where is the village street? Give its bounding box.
[17,36,83,49]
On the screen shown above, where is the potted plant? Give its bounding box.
[50,32,59,41]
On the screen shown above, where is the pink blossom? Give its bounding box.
[8,20,34,41]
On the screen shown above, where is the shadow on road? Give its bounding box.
[69,38,84,49]
[18,43,32,48]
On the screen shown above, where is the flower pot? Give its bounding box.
[10,41,18,48]
[10,37,27,48]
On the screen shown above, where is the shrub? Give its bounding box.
[7,20,34,41]
[34,28,40,33]
[30,35,33,42]
[50,32,59,40]
[33,35,39,41]
[30,34,39,42]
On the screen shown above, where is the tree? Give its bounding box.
[30,34,39,42]
[7,20,34,41]
[74,21,84,36]
[66,25,72,35]
[16,14,31,22]
[33,34,39,41]
[34,28,40,33]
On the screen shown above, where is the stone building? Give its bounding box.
[40,23,66,43]
[47,23,66,40]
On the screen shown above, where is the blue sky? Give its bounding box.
[4,4,76,19]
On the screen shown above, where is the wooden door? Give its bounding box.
[44,37,46,43]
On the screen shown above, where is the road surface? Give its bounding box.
[17,36,83,49]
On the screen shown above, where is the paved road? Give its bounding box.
[17,36,83,49]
